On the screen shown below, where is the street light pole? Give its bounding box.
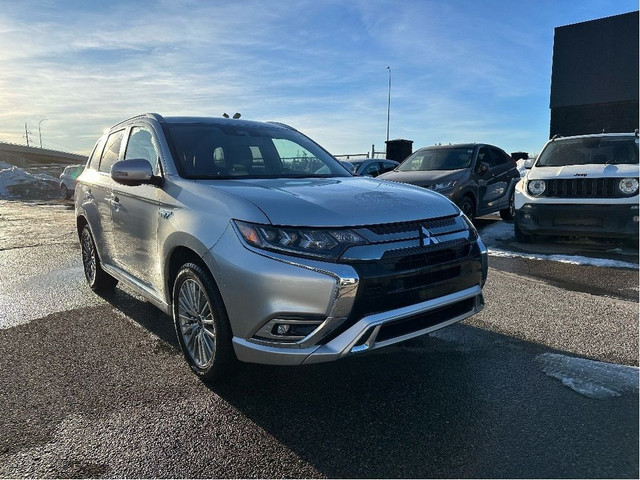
[386,66,391,144]
[38,119,48,148]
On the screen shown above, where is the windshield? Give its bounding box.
[536,137,639,167]
[398,148,473,171]
[165,123,350,179]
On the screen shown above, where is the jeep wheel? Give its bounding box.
[80,225,118,291]
[173,263,236,382]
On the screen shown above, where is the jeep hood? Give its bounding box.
[199,177,459,227]
[528,163,639,180]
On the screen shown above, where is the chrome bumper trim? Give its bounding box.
[232,284,484,365]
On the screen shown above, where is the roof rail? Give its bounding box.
[551,134,562,140]
[268,121,298,132]
[110,113,165,129]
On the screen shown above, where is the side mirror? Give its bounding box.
[111,159,160,186]
[478,162,490,174]
[524,158,535,169]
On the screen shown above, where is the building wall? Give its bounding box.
[549,11,639,137]
[550,100,639,137]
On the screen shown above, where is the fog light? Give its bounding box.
[524,212,532,220]
[633,216,639,223]
[276,324,290,335]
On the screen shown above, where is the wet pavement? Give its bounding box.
[0,200,638,478]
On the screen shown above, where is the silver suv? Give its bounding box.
[76,114,488,381]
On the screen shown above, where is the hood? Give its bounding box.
[197,176,459,227]
[528,163,639,180]
[378,169,467,187]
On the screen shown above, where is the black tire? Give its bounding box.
[80,225,118,291]
[172,263,236,382]
[514,221,534,243]
[61,184,71,200]
[458,196,475,220]
[500,190,515,221]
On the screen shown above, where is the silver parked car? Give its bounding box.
[76,114,488,382]
[59,164,84,199]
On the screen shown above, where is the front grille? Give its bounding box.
[381,238,470,271]
[544,178,632,198]
[319,240,483,345]
[367,215,457,235]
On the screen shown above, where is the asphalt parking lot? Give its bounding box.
[0,200,638,478]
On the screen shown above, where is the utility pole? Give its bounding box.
[24,123,31,147]
[386,66,391,144]
[38,119,48,148]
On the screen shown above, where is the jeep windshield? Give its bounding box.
[165,122,350,179]
[398,148,473,171]
[536,137,639,167]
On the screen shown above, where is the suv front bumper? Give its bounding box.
[516,203,639,239]
[208,221,488,365]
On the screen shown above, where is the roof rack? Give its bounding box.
[268,121,298,132]
[110,113,165,129]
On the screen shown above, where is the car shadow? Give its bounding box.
[97,286,638,478]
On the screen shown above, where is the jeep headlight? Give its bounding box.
[619,178,639,195]
[234,220,368,261]
[527,179,546,196]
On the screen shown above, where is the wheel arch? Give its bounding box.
[166,245,211,306]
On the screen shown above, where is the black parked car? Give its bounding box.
[341,158,400,177]
[379,144,520,219]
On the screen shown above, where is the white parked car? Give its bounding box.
[514,132,639,243]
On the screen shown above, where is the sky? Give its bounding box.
[0,0,637,157]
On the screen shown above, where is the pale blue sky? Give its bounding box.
[0,0,636,156]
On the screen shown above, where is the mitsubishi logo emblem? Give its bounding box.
[419,226,439,247]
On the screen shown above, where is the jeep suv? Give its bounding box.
[514,132,639,242]
[76,114,488,381]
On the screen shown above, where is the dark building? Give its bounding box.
[549,11,639,137]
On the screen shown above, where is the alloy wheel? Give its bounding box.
[177,278,217,368]
[81,229,96,284]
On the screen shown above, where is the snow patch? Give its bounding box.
[0,161,59,199]
[488,248,639,269]
[536,353,639,399]
[479,220,638,270]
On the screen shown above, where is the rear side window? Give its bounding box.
[99,130,125,173]
[489,147,513,167]
[87,136,107,170]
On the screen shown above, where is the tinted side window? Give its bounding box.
[125,127,160,172]
[99,130,125,173]
[362,162,380,176]
[490,147,512,167]
[87,136,107,170]
[477,146,493,167]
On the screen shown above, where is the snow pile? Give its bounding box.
[479,220,638,270]
[0,161,60,199]
[536,353,638,399]
[515,159,528,178]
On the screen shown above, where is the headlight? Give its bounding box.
[430,180,457,191]
[527,179,546,196]
[619,178,639,195]
[234,220,368,261]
